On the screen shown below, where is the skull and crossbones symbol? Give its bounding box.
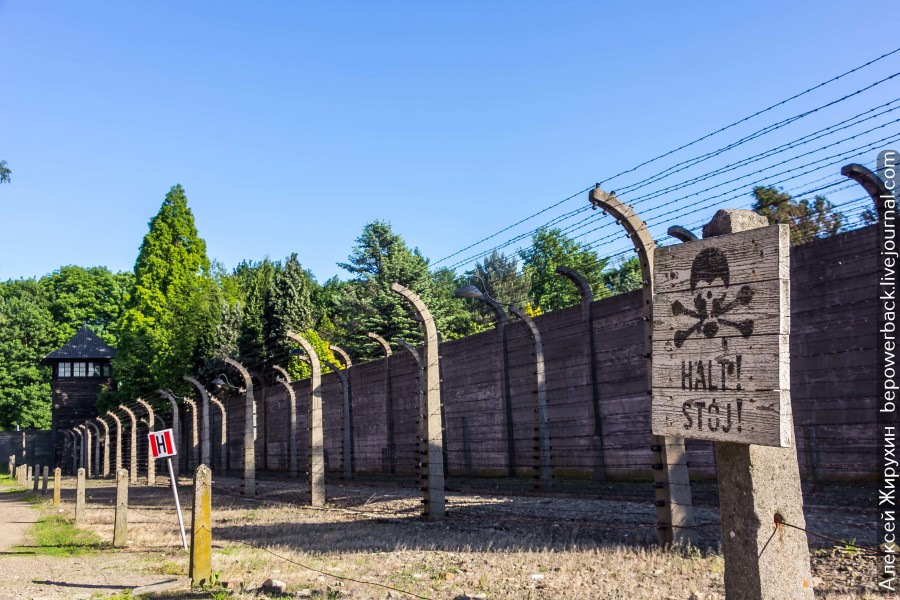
[672,247,754,348]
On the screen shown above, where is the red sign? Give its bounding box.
[149,428,177,459]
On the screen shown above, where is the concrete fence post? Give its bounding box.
[390,282,445,520]
[107,412,123,474]
[135,398,156,485]
[189,464,213,585]
[223,358,255,496]
[508,305,553,491]
[159,390,182,478]
[286,331,325,507]
[86,421,101,478]
[97,418,111,477]
[53,468,61,505]
[330,345,354,480]
[41,466,48,494]
[27,465,33,488]
[209,396,227,475]
[556,265,605,480]
[113,468,128,547]
[181,397,201,470]
[119,406,138,484]
[367,332,395,474]
[699,209,814,599]
[273,365,299,479]
[588,185,697,546]
[33,464,40,492]
[7,455,13,478]
[183,376,211,467]
[75,468,86,522]
[81,425,93,478]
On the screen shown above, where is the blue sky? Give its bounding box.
[1,1,897,282]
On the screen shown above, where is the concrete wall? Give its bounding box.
[208,224,879,482]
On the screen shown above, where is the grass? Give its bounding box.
[21,515,104,556]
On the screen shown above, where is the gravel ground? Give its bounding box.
[0,474,886,599]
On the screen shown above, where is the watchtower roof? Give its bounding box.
[42,325,117,362]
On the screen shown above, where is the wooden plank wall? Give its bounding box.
[212,224,877,482]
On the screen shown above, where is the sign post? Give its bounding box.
[652,211,813,599]
[149,428,188,549]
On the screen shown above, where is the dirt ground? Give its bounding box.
[0,473,886,599]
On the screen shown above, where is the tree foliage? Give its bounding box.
[113,185,217,400]
[519,227,609,312]
[0,160,10,185]
[752,185,846,244]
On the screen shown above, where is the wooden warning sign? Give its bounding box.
[651,224,791,447]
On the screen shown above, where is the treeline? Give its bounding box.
[0,183,848,429]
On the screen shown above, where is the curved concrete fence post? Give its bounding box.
[158,390,181,479]
[285,332,325,507]
[588,185,696,546]
[96,417,111,477]
[107,412,123,474]
[396,340,427,484]
[223,357,256,496]
[181,397,200,470]
[135,398,156,485]
[508,305,553,491]
[390,282,445,520]
[208,396,228,474]
[82,423,96,478]
[555,265,605,480]
[119,406,138,484]
[367,332,395,474]
[183,376,211,467]
[71,429,82,474]
[273,365,299,479]
[330,345,354,479]
[841,161,893,219]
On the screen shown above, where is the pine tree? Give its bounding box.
[752,185,846,244]
[113,185,217,399]
[336,221,437,358]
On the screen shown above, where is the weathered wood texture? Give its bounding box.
[208,225,877,481]
[652,225,791,447]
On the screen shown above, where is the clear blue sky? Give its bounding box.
[2,1,897,282]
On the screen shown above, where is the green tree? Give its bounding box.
[458,250,530,330]
[43,266,133,345]
[233,258,277,374]
[0,280,56,428]
[752,185,846,244]
[335,221,440,358]
[519,227,609,312]
[113,184,217,400]
[602,256,642,296]
[0,160,10,185]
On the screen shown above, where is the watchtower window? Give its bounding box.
[102,363,111,377]
[73,362,86,377]
[58,362,72,378]
[88,362,101,377]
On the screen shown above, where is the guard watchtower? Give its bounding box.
[42,325,116,467]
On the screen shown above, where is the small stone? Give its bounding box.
[261,578,287,593]
[452,595,470,600]
[296,591,312,598]
[531,573,544,581]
